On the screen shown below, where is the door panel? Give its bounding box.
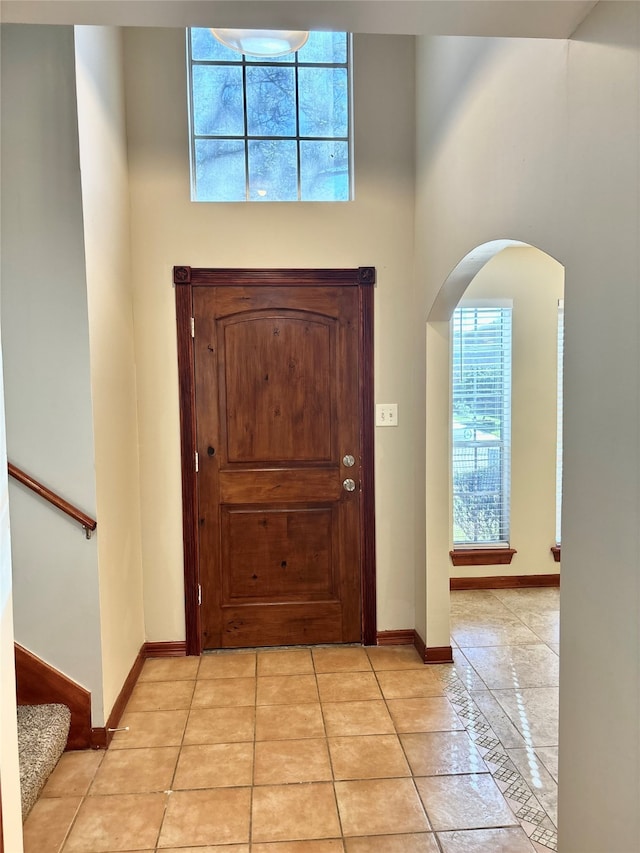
[223,314,334,462]
[222,506,335,602]
[193,282,362,649]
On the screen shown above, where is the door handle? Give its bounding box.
[343,478,356,492]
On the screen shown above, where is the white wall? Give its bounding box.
[0,24,105,724]
[561,4,640,848]
[0,341,23,853]
[454,246,564,576]
[122,29,419,637]
[415,4,640,849]
[74,26,145,719]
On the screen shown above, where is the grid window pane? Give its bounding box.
[300,141,349,201]
[246,66,297,136]
[192,65,244,136]
[191,28,240,62]
[194,139,246,201]
[248,140,298,201]
[298,68,348,137]
[297,32,347,64]
[188,29,351,202]
[452,306,512,546]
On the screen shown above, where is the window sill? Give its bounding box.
[550,545,561,563]
[449,548,517,567]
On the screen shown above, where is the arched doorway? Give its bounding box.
[423,240,565,650]
[422,240,565,849]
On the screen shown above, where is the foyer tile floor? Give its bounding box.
[24,588,559,853]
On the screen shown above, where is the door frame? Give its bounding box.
[174,266,377,655]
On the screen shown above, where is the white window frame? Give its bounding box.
[451,300,513,548]
[186,29,353,202]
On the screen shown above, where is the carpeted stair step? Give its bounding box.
[17,702,71,819]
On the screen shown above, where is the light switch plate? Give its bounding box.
[376,403,398,427]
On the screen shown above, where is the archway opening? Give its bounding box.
[422,239,565,846]
[423,239,564,650]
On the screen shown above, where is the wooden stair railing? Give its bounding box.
[8,463,97,539]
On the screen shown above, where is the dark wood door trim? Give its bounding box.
[360,281,376,645]
[175,266,377,655]
[175,279,201,655]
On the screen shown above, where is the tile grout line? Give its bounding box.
[40,634,557,853]
[312,649,348,852]
[249,650,258,848]
[366,636,557,850]
[489,589,560,648]
[149,668,195,851]
[53,750,103,853]
[451,587,559,650]
[442,669,558,850]
[367,648,438,845]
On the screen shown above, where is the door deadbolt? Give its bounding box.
[342,454,356,467]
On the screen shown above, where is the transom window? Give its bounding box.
[452,303,512,547]
[187,29,352,202]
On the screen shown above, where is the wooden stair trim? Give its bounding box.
[16,641,189,751]
[14,644,91,751]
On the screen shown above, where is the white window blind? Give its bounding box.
[452,304,512,546]
[556,299,564,545]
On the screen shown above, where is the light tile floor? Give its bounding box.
[24,588,559,853]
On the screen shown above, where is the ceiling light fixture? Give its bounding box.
[209,28,309,58]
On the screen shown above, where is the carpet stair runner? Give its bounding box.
[17,703,71,819]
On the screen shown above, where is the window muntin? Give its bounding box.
[452,304,512,547]
[187,29,351,202]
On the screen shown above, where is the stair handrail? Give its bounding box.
[7,463,97,539]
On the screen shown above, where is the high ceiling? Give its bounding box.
[0,0,598,39]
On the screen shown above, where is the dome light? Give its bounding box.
[210,28,309,58]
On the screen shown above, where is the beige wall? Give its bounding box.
[454,246,564,577]
[75,26,145,719]
[0,24,105,724]
[2,6,638,848]
[123,29,418,637]
[416,34,567,647]
[415,4,640,849]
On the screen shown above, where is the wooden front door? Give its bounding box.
[175,267,376,652]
